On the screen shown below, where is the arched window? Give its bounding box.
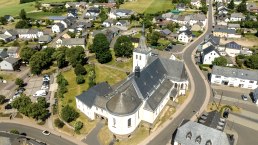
[186,131,192,139]
[206,140,212,145]
[128,118,131,128]
[181,84,184,89]
[175,83,178,88]
[195,136,202,144]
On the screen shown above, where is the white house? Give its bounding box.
[52,23,65,33]
[178,30,192,43]
[202,45,221,65]
[0,57,20,71]
[210,66,258,89]
[38,35,52,44]
[15,29,43,39]
[109,9,134,19]
[102,19,114,27]
[230,13,245,22]
[85,7,100,20]
[76,27,189,137]
[191,0,202,8]
[189,14,207,26]
[225,41,241,57]
[61,17,76,28]
[56,38,86,48]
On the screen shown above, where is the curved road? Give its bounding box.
[0,123,76,145]
[147,1,213,145]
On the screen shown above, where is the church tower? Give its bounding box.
[132,24,152,72]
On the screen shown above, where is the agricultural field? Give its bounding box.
[120,0,174,14]
[0,0,70,17]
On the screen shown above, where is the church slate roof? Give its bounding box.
[76,82,113,108]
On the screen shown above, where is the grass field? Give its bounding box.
[27,11,65,19]
[120,0,174,14]
[0,0,70,17]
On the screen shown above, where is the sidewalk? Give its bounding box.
[0,117,87,145]
[214,95,254,106]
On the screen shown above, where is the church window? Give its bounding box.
[128,118,131,127]
[139,55,141,60]
[195,136,202,144]
[113,118,116,128]
[136,55,138,59]
[186,131,192,139]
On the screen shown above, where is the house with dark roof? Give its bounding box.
[160,29,172,36]
[67,8,78,17]
[109,9,134,19]
[0,49,9,59]
[52,23,65,33]
[0,57,20,71]
[230,13,245,22]
[102,19,115,27]
[225,41,241,57]
[202,45,221,64]
[76,26,189,137]
[61,16,76,28]
[38,35,52,44]
[3,15,14,22]
[174,120,232,145]
[85,7,100,20]
[201,34,220,50]
[178,29,192,43]
[56,38,86,48]
[210,65,258,89]
[0,47,20,58]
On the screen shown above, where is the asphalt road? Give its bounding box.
[147,1,213,145]
[0,123,76,145]
[227,121,258,145]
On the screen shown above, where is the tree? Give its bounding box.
[237,0,247,13]
[245,54,258,69]
[74,64,87,76]
[199,5,208,14]
[228,0,235,9]
[67,31,76,38]
[96,51,112,63]
[37,97,48,108]
[61,105,79,123]
[0,17,7,25]
[19,9,27,20]
[54,118,65,128]
[114,36,133,57]
[150,31,160,46]
[92,33,112,63]
[66,46,86,67]
[11,95,32,115]
[74,121,83,133]
[27,103,49,120]
[20,47,36,63]
[76,75,85,84]
[0,95,5,104]
[15,78,24,87]
[35,1,41,10]
[52,50,67,68]
[212,57,228,66]
[15,20,31,28]
[166,22,179,32]
[30,51,52,74]
[99,7,108,22]
[12,40,20,46]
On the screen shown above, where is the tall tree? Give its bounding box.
[52,50,67,68]
[15,78,24,87]
[20,47,36,63]
[74,64,87,76]
[92,33,112,63]
[237,0,247,13]
[66,46,86,67]
[61,105,79,123]
[0,17,7,25]
[0,95,5,104]
[29,51,51,74]
[150,31,160,46]
[212,57,228,66]
[114,36,133,57]
[228,0,235,9]
[245,54,258,69]
[19,9,27,20]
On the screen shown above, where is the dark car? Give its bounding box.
[223,108,230,118]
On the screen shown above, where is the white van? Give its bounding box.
[33,90,47,97]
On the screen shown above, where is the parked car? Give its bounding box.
[43,75,50,82]
[42,130,50,136]
[241,95,248,101]
[33,90,48,97]
[41,81,49,90]
[16,87,25,94]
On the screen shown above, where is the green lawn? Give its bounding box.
[27,11,65,19]
[0,0,71,17]
[120,0,174,14]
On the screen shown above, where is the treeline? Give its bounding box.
[20,0,37,4]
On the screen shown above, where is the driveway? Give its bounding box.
[82,122,104,145]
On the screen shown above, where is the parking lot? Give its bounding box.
[24,75,53,102]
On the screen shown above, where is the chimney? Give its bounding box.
[134,66,140,78]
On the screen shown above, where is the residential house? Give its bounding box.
[0,57,20,71]
[115,20,130,29]
[225,41,241,57]
[38,35,52,44]
[210,65,258,89]
[201,35,220,50]
[189,13,207,26]
[102,19,115,27]
[160,29,172,36]
[178,25,190,32]
[4,29,18,39]
[15,29,43,39]
[85,7,100,20]
[69,21,92,32]
[191,0,201,8]
[0,49,9,59]
[56,38,86,48]
[161,12,174,21]
[202,45,221,64]
[176,3,186,11]
[76,28,188,136]
[247,3,258,13]
[228,24,240,30]
[61,17,76,28]
[65,2,87,9]
[109,9,134,19]
[191,22,203,31]
[3,15,14,22]
[218,7,229,15]
[0,34,15,42]
[213,26,241,38]
[67,8,78,17]
[52,23,65,33]
[178,30,192,43]
[0,47,19,58]
[230,13,245,22]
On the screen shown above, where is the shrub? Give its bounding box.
[76,75,85,84]
[74,121,83,133]
[15,78,24,87]
[74,64,87,76]
[0,95,5,104]
[10,129,19,134]
[54,118,65,128]
[61,105,79,123]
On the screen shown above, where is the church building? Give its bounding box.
[76,26,189,137]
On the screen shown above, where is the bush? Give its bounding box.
[76,75,85,84]
[61,105,79,123]
[15,78,24,87]
[54,118,65,128]
[10,129,19,134]
[74,121,83,133]
[74,64,87,76]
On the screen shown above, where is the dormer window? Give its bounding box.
[186,132,192,139]
[195,136,202,144]
[206,140,212,145]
